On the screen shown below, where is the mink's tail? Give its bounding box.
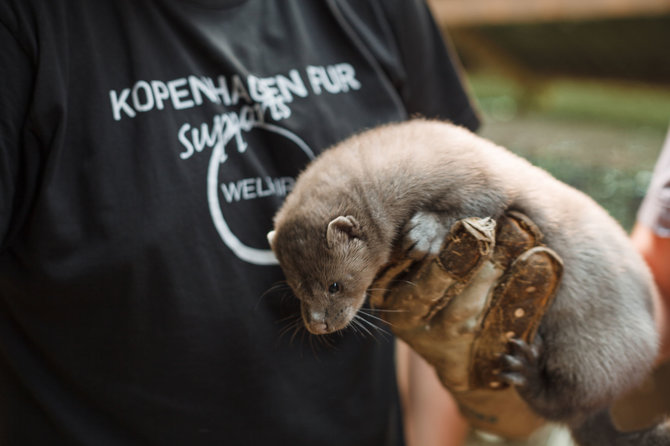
[571,409,670,446]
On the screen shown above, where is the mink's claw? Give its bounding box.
[498,337,542,391]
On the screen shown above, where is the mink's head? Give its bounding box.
[268,215,383,335]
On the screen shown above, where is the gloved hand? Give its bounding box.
[369,211,563,439]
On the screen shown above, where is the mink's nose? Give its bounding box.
[307,310,329,334]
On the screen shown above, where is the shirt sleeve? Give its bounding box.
[637,128,670,237]
[0,16,35,249]
[378,0,480,130]
[329,0,480,131]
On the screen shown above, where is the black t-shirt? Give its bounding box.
[0,0,479,444]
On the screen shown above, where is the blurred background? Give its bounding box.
[429,0,670,231]
[426,2,670,444]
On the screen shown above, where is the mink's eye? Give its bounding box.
[328,282,341,294]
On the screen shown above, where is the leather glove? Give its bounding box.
[369,211,563,439]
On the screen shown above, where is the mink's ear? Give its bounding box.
[326,215,361,248]
[267,230,276,249]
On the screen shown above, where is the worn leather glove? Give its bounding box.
[369,211,563,439]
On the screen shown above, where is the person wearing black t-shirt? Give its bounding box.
[0,1,479,444]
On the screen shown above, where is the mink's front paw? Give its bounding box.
[401,211,448,259]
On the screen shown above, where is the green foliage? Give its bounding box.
[467,73,668,230]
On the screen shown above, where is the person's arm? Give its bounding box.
[330,2,479,442]
[631,223,670,362]
[632,128,670,362]
[396,340,469,446]
[378,3,477,443]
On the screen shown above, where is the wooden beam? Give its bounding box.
[428,0,670,25]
